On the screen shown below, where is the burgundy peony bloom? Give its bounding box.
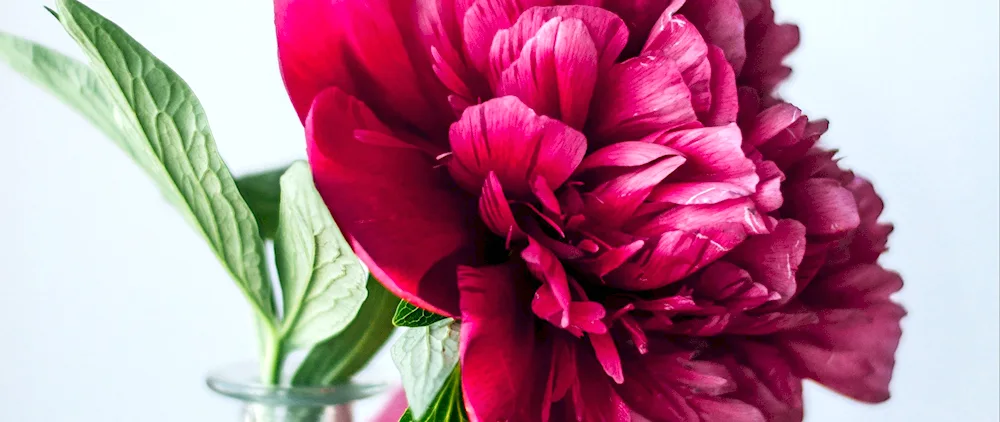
[274,0,904,420]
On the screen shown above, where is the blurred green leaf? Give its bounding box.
[235,166,288,239]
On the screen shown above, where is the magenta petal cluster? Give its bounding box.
[274,0,904,420]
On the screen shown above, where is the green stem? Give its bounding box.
[261,335,285,385]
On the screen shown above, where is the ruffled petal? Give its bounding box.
[490,5,628,81]
[459,264,541,421]
[724,219,807,304]
[705,44,739,126]
[306,87,474,316]
[643,124,759,205]
[589,55,699,145]
[784,178,862,236]
[724,341,805,422]
[778,265,904,403]
[448,96,588,196]
[495,16,599,129]
[643,10,712,115]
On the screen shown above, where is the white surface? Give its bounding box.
[0,0,996,421]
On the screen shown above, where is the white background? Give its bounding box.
[0,0,997,421]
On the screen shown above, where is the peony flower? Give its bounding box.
[274,0,904,420]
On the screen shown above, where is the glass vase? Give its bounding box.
[207,364,384,422]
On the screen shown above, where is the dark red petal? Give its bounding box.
[778,302,905,403]
[725,219,807,304]
[679,0,748,73]
[306,87,474,317]
[778,265,904,403]
[784,178,862,236]
[448,96,588,196]
[724,341,805,422]
[276,0,448,133]
[459,264,540,421]
[589,55,698,145]
[495,16,599,129]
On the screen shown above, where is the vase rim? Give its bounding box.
[206,362,385,406]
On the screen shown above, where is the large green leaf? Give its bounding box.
[0,31,127,149]
[46,0,275,323]
[274,162,367,351]
[292,276,400,386]
[235,165,288,239]
[392,318,461,420]
[393,300,447,327]
[398,365,468,422]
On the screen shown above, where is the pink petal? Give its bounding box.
[588,55,699,145]
[679,0,748,73]
[372,388,409,422]
[607,228,740,291]
[694,261,775,311]
[490,5,629,77]
[784,178,862,236]
[463,0,551,75]
[629,197,769,238]
[643,124,759,205]
[689,397,767,422]
[643,12,712,115]
[724,219,807,304]
[495,16,599,129]
[590,333,625,384]
[584,156,687,228]
[705,44,739,126]
[275,0,448,133]
[578,142,684,172]
[574,239,646,277]
[747,103,802,146]
[448,96,587,196]
[751,159,785,213]
[306,87,473,317]
[459,264,540,421]
[479,172,524,241]
[523,237,573,323]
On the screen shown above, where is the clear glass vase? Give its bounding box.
[207,364,384,422]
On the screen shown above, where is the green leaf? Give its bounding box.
[398,366,469,422]
[47,0,275,323]
[393,300,447,327]
[292,275,399,386]
[0,32,128,150]
[274,162,368,351]
[392,318,461,420]
[235,165,289,239]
